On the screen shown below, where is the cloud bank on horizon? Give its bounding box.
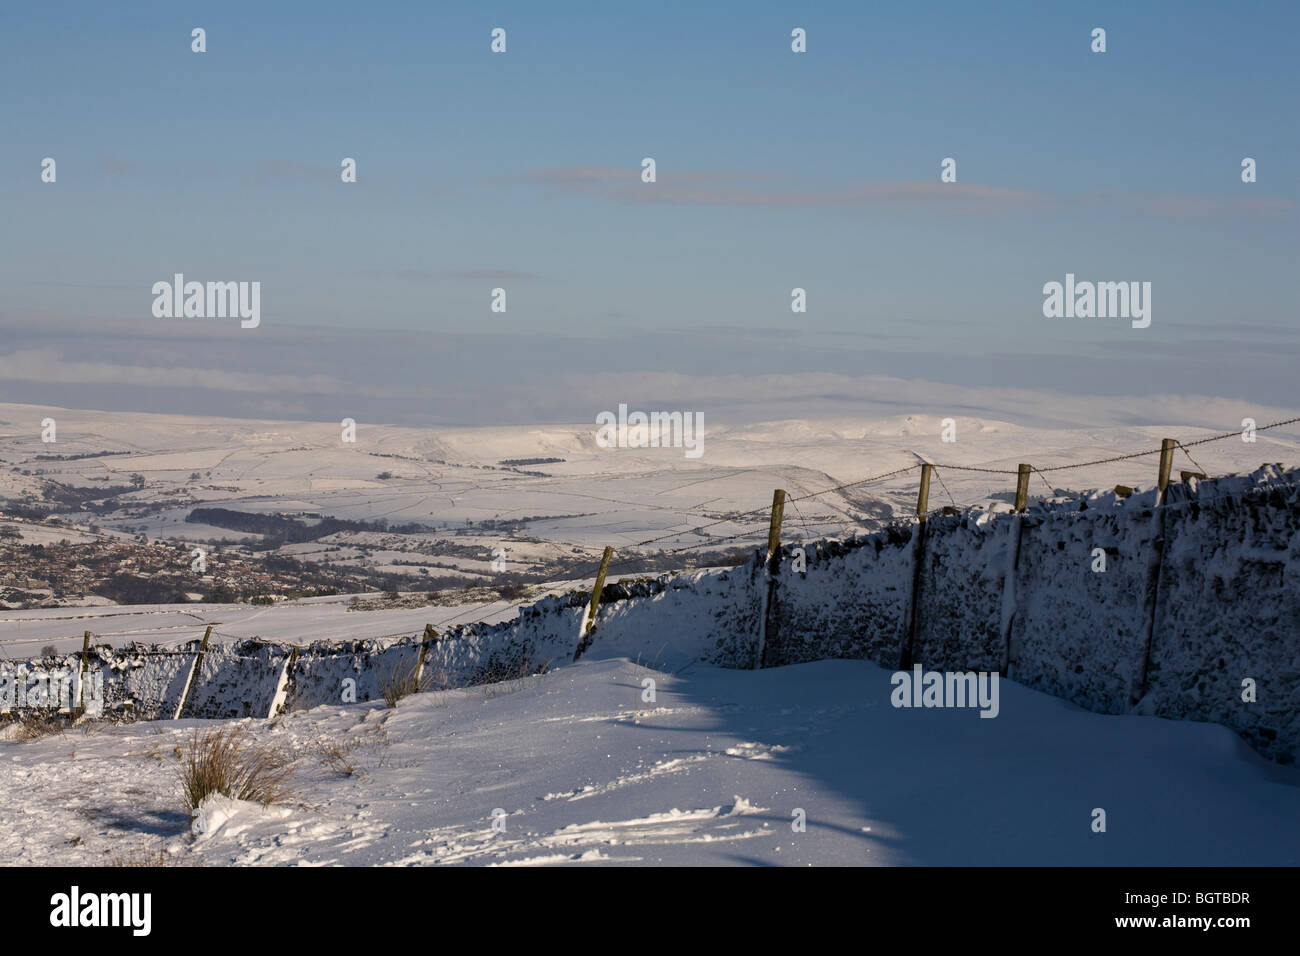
[0,1,1295,429]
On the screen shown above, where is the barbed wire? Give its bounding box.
[787,463,922,502]
[784,493,816,540]
[1031,466,1056,495]
[933,415,1300,476]
[1176,441,1209,477]
[420,417,1300,631]
[931,466,958,511]
[609,462,922,552]
[1182,417,1300,447]
[429,463,926,630]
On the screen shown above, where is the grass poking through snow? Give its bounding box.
[178,724,297,812]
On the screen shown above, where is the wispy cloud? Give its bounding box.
[97,155,135,175]
[20,280,139,293]
[506,166,1295,220]
[358,268,542,282]
[0,347,418,398]
[507,166,782,186]
[617,180,1049,211]
[1135,194,1295,220]
[505,165,1048,211]
[251,159,339,187]
[2,316,1294,432]
[1075,187,1294,221]
[551,370,1300,434]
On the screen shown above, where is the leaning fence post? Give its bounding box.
[173,623,215,720]
[414,623,437,687]
[766,488,786,563]
[753,489,786,669]
[267,646,298,719]
[74,630,92,718]
[900,466,932,669]
[573,546,614,661]
[1015,464,1031,512]
[1156,438,1175,504]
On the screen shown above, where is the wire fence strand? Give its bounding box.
[933,416,1300,476]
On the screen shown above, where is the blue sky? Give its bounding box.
[1,1,1296,424]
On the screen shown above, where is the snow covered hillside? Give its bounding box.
[4,401,1297,573]
[2,654,1296,866]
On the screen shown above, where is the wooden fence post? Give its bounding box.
[900,468,932,669]
[999,515,1026,677]
[1156,438,1175,504]
[74,630,92,719]
[1000,466,1032,674]
[573,546,614,661]
[1135,439,1177,704]
[1015,464,1031,512]
[916,464,932,522]
[173,623,215,720]
[766,489,786,568]
[753,489,786,669]
[414,623,437,687]
[267,646,298,719]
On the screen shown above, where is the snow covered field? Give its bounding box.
[0,591,546,656]
[3,652,1297,866]
[5,401,1298,560]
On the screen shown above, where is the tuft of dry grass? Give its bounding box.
[314,725,390,777]
[380,656,424,707]
[421,665,452,693]
[313,738,356,780]
[110,846,177,867]
[11,713,70,739]
[315,737,362,777]
[177,724,296,812]
[478,656,551,700]
[76,714,111,736]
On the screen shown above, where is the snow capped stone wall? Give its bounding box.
[766,528,914,667]
[5,468,1296,763]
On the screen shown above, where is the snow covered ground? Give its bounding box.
[3,402,1297,866]
[3,652,1297,866]
[0,591,550,656]
[5,401,1298,559]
